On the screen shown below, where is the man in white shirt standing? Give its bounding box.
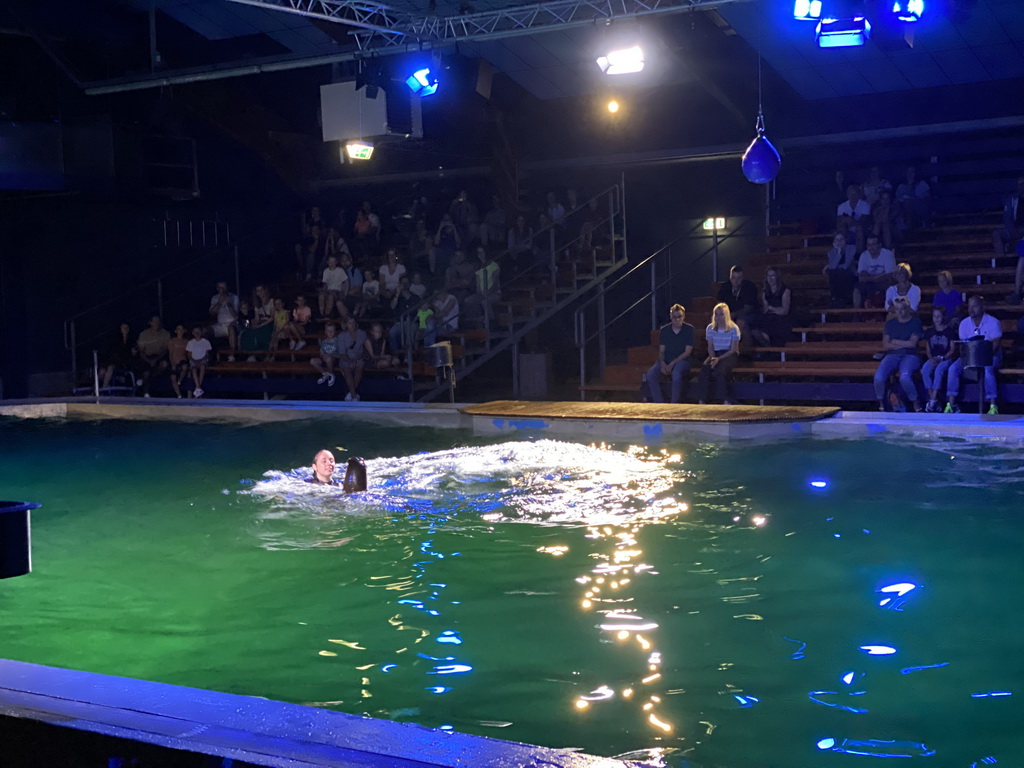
[944,296,1003,415]
[837,185,872,252]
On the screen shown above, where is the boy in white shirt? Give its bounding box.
[186,326,213,397]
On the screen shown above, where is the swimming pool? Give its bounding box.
[1,415,1022,767]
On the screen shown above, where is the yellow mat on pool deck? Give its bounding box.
[462,400,840,424]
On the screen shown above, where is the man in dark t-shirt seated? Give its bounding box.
[716,265,759,340]
[646,303,695,403]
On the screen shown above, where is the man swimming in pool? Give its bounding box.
[308,449,367,493]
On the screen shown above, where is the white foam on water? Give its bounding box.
[244,440,686,545]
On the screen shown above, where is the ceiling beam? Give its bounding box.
[80,0,752,94]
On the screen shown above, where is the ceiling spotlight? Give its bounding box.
[607,100,620,113]
[406,68,439,96]
[793,0,823,20]
[892,0,924,22]
[345,141,374,161]
[816,17,871,48]
[596,46,644,75]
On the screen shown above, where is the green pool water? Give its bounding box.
[1,416,1022,767]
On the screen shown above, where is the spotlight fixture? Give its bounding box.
[892,0,924,22]
[815,17,871,48]
[596,45,645,75]
[607,99,620,113]
[793,0,823,20]
[702,217,726,231]
[405,68,439,96]
[345,141,374,161]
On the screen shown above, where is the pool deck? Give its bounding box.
[3,396,1024,441]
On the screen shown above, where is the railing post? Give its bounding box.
[712,228,719,284]
[577,312,587,400]
[512,340,520,397]
[650,260,658,330]
[597,283,607,377]
[548,228,557,286]
[92,349,100,397]
[234,245,241,298]
[157,279,164,320]
[69,321,78,387]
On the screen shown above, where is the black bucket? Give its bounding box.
[961,338,994,369]
[0,501,40,579]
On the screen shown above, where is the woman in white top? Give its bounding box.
[884,262,921,312]
[696,303,742,405]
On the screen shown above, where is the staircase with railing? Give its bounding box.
[417,183,629,402]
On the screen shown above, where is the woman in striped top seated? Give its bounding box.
[696,302,742,405]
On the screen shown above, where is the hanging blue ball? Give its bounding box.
[741,133,781,184]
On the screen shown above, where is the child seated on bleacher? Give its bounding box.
[933,271,966,322]
[922,307,956,412]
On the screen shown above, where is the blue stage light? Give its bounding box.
[893,0,924,22]
[406,68,439,97]
[816,17,871,48]
[794,0,823,20]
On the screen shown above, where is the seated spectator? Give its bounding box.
[379,249,408,301]
[352,209,374,262]
[336,316,366,402]
[445,249,476,303]
[305,225,324,281]
[872,189,898,250]
[716,265,759,341]
[507,214,534,273]
[364,322,400,370]
[854,234,896,309]
[480,195,507,248]
[884,263,921,312]
[416,300,435,347]
[409,271,429,300]
[186,325,212,398]
[546,191,566,227]
[338,252,363,315]
[895,166,931,229]
[992,175,1024,256]
[873,297,923,412]
[355,269,380,319]
[167,323,189,399]
[136,315,171,397]
[240,284,275,359]
[933,270,966,321]
[823,232,858,308]
[832,170,847,204]
[449,190,478,243]
[921,307,957,412]
[837,184,872,252]
[388,275,420,354]
[433,214,461,279]
[324,226,350,262]
[100,321,138,390]
[695,303,741,405]
[267,298,295,359]
[236,299,253,334]
[319,255,349,320]
[426,286,459,347]
[208,281,239,362]
[861,165,892,207]
[287,295,311,350]
[751,267,792,347]
[944,295,1003,414]
[311,321,341,388]
[465,254,501,322]
[645,304,694,404]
